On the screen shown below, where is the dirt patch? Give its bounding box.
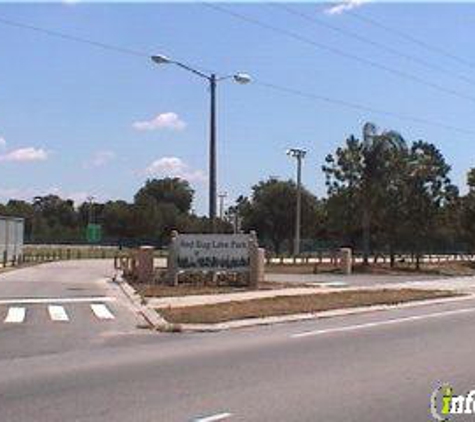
[159,288,459,324]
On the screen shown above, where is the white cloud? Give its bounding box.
[0,147,48,163]
[325,0,369,15]
[133,112,186,131]
[65,191,91,205]
[85,150,116,168]
[0,187,99,207]
[61,0,80,5]
[144,156,206,183]
[0,137,6,149]
[41,187,87,203]
[0,188,26,200]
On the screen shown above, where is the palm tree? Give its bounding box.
[361,122,406,265]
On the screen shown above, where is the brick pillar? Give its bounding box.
[136,246,154,284]
[340,248,352,275]
[249,231,264,288]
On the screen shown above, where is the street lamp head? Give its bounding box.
[233,73,251,84]
[151,54,172,65]
[286,148,307,159]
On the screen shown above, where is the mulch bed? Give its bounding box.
[159,288,459,324]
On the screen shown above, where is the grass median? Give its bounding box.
[159,288,459,325]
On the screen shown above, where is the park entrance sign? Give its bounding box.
[168,231,264,287]
[176,234,250,272]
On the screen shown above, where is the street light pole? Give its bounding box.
[209,74,217,231]
[150,55,251,233]
[87,195,95,225]
[295,156,302,256]
[287,148,307,256]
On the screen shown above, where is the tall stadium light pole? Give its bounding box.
[87,195,95,225]
[286,148,307,256]
[151,55,251,233]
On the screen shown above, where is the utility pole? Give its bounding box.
[209,74,217,232]
[286,148,307,256]
[151,55,251,233]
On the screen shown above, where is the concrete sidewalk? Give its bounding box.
[265,272,446,287]
[150,287,332,309]
[147,276,475,309]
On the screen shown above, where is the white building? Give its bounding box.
[0,216,24,264]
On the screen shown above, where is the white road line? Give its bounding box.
[90,304,115,320]
[48,305,69,322]
[0,297,115,305]
[193,412,233,422]
[4,307,26,323]
[291,307,475,339]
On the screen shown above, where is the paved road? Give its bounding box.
[1,261,474,421]
[0,260,150,360]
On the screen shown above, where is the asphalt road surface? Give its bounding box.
[0,260,149,360]
[1,261,474,421]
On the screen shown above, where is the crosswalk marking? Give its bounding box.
[48,305,69,322]
[4,307,26,323]
[1,303,117,324]
[90,304,115,320]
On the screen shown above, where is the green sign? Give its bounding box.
[86,224,102,243]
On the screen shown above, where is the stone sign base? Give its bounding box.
[167,231,265,288]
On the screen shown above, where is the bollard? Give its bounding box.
[340,248,352,275]
[249,232,264,288]
[167,231,179,286]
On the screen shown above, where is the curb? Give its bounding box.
[175,292,475,332]
[112,274,170,330]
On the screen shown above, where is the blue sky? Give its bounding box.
[1,2,475,213]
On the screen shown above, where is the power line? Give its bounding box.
[273,4,475,87]
[0,13,474,136]
[201,3,475,105]
[254,79,475,136]
[0,16,149,57]
[0,15,216,75]
[348,10,475,70]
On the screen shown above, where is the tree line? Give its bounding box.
[2,122,475,260]
[0,179,229,247]
[233,122,475,264]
